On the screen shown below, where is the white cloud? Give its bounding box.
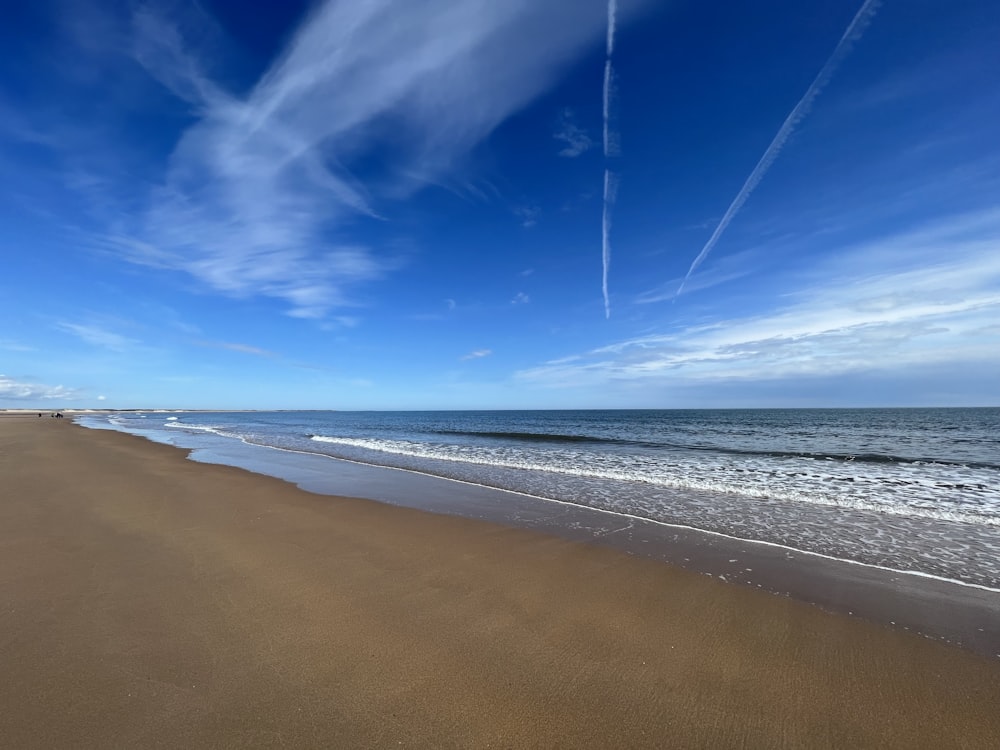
[514,205,540,228]
[511,292,530,305]
[0,375,81,401]
[635,247,762,304]
[103,0,639,318]
[518,210,1000,388]
[461,349,493,360]
[198,340,276,357]
[554,108,593,157]
[55,322,137,351]
[0,339,36,352]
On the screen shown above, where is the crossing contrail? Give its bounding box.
[601,0,619,317]
[676,0,881,297]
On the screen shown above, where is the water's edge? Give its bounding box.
[76,416,1000,659]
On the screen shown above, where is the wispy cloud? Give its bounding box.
[197,340,277,357]
[330,315,361,329]
[86,0,627,318]
[511,292,530,305]
[0,375,82,401]
[636,247,764,304]
[0,339,36,352]
[677,0,881,297]
[55,321,138,351]
[514,205,540,228]
[553,109,593,157]
[521,209,1000,388]
[461,349,493,360]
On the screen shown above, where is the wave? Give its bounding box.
[164,420,232,438]
[430,429,612,444]
[308,436,1000,527]
[710,447,1000,471]
[407,430,1000,471]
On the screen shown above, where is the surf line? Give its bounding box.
[82,415,1000,596]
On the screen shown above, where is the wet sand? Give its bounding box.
[1,416,998,748]
[166,425,1000,658]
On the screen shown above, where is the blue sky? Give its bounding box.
[2,0,998,409]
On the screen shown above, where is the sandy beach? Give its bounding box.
[1,415,998,748]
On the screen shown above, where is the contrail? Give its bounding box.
[676,0,881,297]
[602,169,619,319]
[602,60,620,158]
[602,0,619,157]
[606,0,617,57]
[601,0,619,317]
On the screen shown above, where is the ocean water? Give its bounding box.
[79,408,1000,589]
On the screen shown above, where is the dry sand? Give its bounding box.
[1,415,998,748]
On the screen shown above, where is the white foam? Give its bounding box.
[164,421,229,437]
[308,435,1000,527]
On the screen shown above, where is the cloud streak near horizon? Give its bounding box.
[0,375,81,401]
[676,0,881,297]
[523,208,1000,389]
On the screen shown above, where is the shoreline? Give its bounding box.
[257,439,1000,592]
[79,414,1000,658]
[2,417,999,746]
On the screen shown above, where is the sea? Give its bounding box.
[78,408,1000,591]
